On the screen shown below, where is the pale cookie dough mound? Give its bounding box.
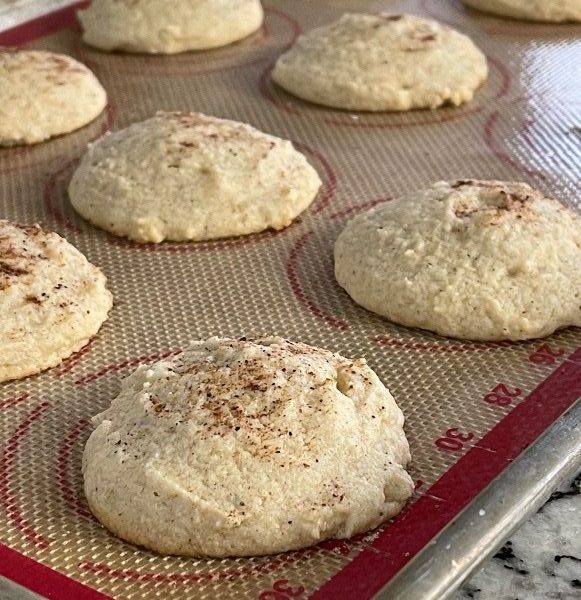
[0,49,107,146]
[0,221,113,383]
[271,13,488,112]
[78,0,264,54]
[83,337,413,557]
[69,111,322,243]
[335,181,581,341]
[462,0,581,23]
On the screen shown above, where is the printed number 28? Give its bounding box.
[484,383,522,407]
[435,428,475,453]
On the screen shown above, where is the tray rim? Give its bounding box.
[382,401,581,600]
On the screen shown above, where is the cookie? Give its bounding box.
[0,221,112,382]
[0,49,107,146]
[462,0,581,23]
[335,180,581,341]
[78,0,264,54]
[69,111,322,243]
[83,337,413,557]
[271,13,488,111]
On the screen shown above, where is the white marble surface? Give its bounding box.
[457,473,581,600]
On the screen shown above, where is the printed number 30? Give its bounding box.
[259,580,305,600]
[436,428,475,453]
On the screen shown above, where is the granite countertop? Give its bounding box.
[457,473,581,600]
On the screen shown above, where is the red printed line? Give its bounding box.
[44,151,298,250]
[286,232,348,330]
[265,55,510,129]
[79,548,317,584]
[103,143,333,253]
[44,137,330,254]
[75,350,181,385]
[265,4,301,47]
[106,228,287,254]
[261,53,510,130]
[312,347,581,600]
[259,63,300,114]
[0,544,112,600]
[56,420,93,520]
[322,56,510,129]
[0,100,113,176]
[55,339,95,376]
[293,142,337,214]
[0,402,52,549]
[483,111,546,179]
[0,393,29,410]
[43,159,82,233]
[329,197,392,220]
[73,32,270,78]
[375,335,513,353]
[73,7,297,78]
[43,102,120,233]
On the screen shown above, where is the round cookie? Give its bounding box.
[0,49,107,146]
[0,221,112,383]
[462,0,581,23]
[78,0,264,54]
[271,13,488,112]
[83,337,413,557]
[69,111,322,243]
[334,180,581,341]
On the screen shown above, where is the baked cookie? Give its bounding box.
[0,221,112,383]
[335,180,581,341]
[0,49,107,146]
[69,111,322,243]
[78,0,264,54]
[271,13,488,111]
[83,337,413,557]
[462,0,581,23]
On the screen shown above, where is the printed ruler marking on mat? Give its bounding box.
[310,347,581,600]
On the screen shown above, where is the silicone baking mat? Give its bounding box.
[0,1,580,599]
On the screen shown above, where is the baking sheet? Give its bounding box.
[0,1,580,599]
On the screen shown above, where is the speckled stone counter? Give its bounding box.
[457,474,581,600]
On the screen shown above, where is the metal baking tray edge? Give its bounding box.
[383,401,581,600]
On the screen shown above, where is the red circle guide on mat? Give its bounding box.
[1,3,580,600]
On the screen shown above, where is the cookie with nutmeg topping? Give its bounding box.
[78,0,264,54]
[0,220,112,382]
[0,50,107,146]
[272,13,488,111]
[82,336,413,557]
[462,0,581,23]
[69,111,322,243]
[335,180,581,341]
